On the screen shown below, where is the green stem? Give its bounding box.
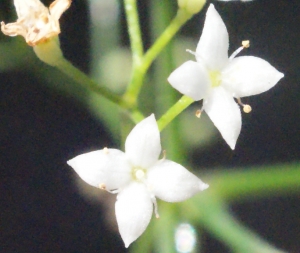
[157,95,194,131]
[151,0,184,162]
[153,203,179,253]
[141,9,192,78]
[181,164,300,252]
[129,108,145,124]
[124,0,144,66]
[131,216,156,253]
[122,0,144,108]
[55,58,124,106]
[187,196,286,253]
[127,123,299,252]
[124,9,193,105]
[207,163,300,201]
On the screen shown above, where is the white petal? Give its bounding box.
[147,160,208,202]
[49,0,72,20]
[168,60,210,101]
[196,4,229,70]
[67,149,131,190]
[125,114,161,169]
[222,56,284,97]
[14,0,47,19]
[115,183,153,248]
[204,87,241,149]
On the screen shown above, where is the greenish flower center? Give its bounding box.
[131,166,147,182]
[209,71,221,87]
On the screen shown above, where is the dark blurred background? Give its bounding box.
[0,0,299,252]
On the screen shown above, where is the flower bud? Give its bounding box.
[178,0,206,14]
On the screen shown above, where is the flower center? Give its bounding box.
[209,71,221,88]
[131,167,147,182]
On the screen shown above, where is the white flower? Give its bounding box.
[168,4,284,149]
[67,114,208,248]
[1,0,71,46]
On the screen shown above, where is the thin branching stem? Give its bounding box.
[124,0,144,66]
[124,9,193,106]
[157,95,194,131]
[56,58,124,105]
[187,196,287,253]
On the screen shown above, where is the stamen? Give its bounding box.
[162,150,167,159]
[103,147,109,154]
[186,49,196,56]
[237,98,252,113]
[108,189,119,194]
[195,106,203,118]
[151,195,160,218]
[229,47,243,60]
[195,110,201,118]
[242,40,250,48]
[229,40,250,60]
[98,183,119,194]
[243,105,252,113]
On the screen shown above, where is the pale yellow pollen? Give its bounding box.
[195,110,202,118]
[229,40,250,60]
[103,147,109,154]
[237,98,252,113]
[243,104,252,113]
[242,40,250,48]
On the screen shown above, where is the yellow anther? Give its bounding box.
[103,147,109,154]
[237,98,251,113]
[195,110,202,118]
[243,104,252,113]
[242,40,250,48]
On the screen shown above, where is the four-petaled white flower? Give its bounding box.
[168,4,284,149]
[67,114,208,248]
[1,0,71,46]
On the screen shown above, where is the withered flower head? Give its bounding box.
[1,0,71,46]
